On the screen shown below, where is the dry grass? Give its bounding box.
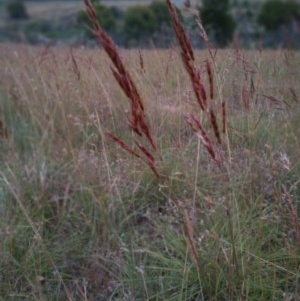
[0,12,299,299]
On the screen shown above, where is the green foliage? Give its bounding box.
[149,1,181,29]
[123,2,182,45]
[6,0,28,20]
[25,20,52,35]
[257,0,300,31]
[76,2,116,36]
[124,5,158,44]
[200,0,236,47]
[109,6,124,19]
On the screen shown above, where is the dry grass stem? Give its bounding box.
[209,109,221,144]
[282,185,300,246]
[0,120,8,139]
[242,83,250,110]
[194,14,216,62]
[138,49,145,73]
[250,77,255,98]
[184,113,220,167]
[135,141,155,166]
[70,48,81,80]
[289,87,298,103]
[222,100,227,134]
[105,132,141,159]
[183,207,200,270]
[206,60,214,100]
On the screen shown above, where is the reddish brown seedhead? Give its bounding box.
[83,0,160,178]
[209,109,221,144]
[166,0,207,111]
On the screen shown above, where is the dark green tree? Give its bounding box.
[6,0,28,20]
[109,6,124,20]
[149,1,182,29]
[257,0,300,31]
[77,1,116,36]
[123,5,157,44]
[200,0,236,47]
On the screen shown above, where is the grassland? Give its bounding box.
[0,20,299,301]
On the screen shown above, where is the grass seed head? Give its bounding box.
[105,132,141,159]
[206,60,214,100]
[209,109,221,144]
[167,0,207,110]
[0,120,8,139]
[221,100,227,134]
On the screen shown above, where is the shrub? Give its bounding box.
[257,0,300,31]
[6,0,28,20]
[123,2,182,46]
[77,2,116,37]
[149,1,182,29]
[200,0,236,47]
[123,5,158,44]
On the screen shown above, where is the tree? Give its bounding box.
[7,0,28,20]
[149,1,182,29]
[257,0,300,31]
[200,0,236,47]
[148,1,183,46]
[123,2,183,46]
[109,6,124,20]
[123,5,157,44]
[77,1,116,37]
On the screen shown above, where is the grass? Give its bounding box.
[0,2,299,299]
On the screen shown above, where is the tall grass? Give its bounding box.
[0,2,299,299]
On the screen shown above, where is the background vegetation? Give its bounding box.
[0,0,300,48]
[257,0,300,30]
[200,0,236,47]
[6,0,29,20]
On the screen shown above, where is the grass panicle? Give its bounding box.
[167,0,225,168]
[206,59,214,100]
[0,119,8,139]
[166,0,207,111]
[69,48,81,80]
[184,113,220,167]
[83,0,161,178]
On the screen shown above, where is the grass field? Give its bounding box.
[0,3,299,299]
